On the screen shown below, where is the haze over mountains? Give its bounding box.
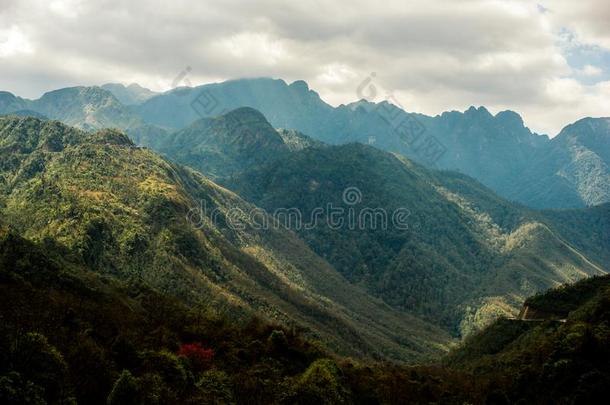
[2,78,609,210]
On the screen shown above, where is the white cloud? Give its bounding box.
[49,0,83,18]
[0,0,608,136]
[580,64,603,77]
[543,0,610,50]
[0,26,34,57]
[214,32,285,65]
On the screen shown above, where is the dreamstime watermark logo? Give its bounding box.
[172,66,193,89]
[342,186,362,205]
[191,88,227,118]
[356,72,447,166]
[186,187,411,231]
[170,66,227,117]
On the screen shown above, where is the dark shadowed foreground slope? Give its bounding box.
[447,274,610,404]
[2,224,607,404]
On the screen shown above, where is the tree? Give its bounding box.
[267,330,288,353]
[193,370,235,405]
[141,350,187,392]
[289,359,351,405]
[177,343,214,371]
[0,372,45,405]
[11,332,71,404]
[107,370,139,405]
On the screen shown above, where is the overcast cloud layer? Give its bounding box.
[1,0,609,135]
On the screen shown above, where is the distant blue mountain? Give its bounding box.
[101,83,158,105]
[0,87,143,130]
[507,117,610,208]
[2,79,608,209]
[134,78,559,205]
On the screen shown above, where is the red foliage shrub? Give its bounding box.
[177,343,214,370]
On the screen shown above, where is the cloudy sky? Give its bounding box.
[1,0,609,135]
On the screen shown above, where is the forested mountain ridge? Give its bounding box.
[1,95,609,404]
[120,105,608,336]
[158,107,292,180]
[132,79,549,192]
[222,136,608,335]
[508,117,610,208]
[0,87,144,131]
[0,115,451,362]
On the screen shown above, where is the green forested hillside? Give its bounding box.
[3,223,607,404]
[226,141,608,335]
[158,107,292,180]
[507,117,610,208]
[0,116,450,362]
[446,274,610,404]
[0,226,486,404]
[542,203,610,267]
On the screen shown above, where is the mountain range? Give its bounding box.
[1,81,608,338]
[129,78,610,209]
[0,115,451,362]
[2,105,607,352]
[2,78,608,209]
[0,87,143,130]
[152,107,608,336]
[1,77,609,403]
